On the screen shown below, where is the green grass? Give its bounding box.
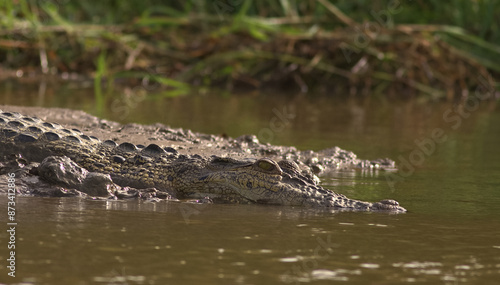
[0,0,499,98]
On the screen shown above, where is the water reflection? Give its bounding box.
[3,179,500,284]
[105,199,161,212]
[1,81,500,284]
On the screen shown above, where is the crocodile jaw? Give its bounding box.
[188,170,407,212]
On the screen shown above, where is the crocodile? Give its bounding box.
[0,109,406,212]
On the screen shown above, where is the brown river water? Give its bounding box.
[1,81,500,284]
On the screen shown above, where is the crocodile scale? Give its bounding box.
[0,110,406,212]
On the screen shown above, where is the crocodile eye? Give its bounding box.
[258,160,275,171]
[253,159,282,175]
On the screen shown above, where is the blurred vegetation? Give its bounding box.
[0,0,499,99]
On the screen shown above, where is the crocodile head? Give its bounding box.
[176,156,406,212]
